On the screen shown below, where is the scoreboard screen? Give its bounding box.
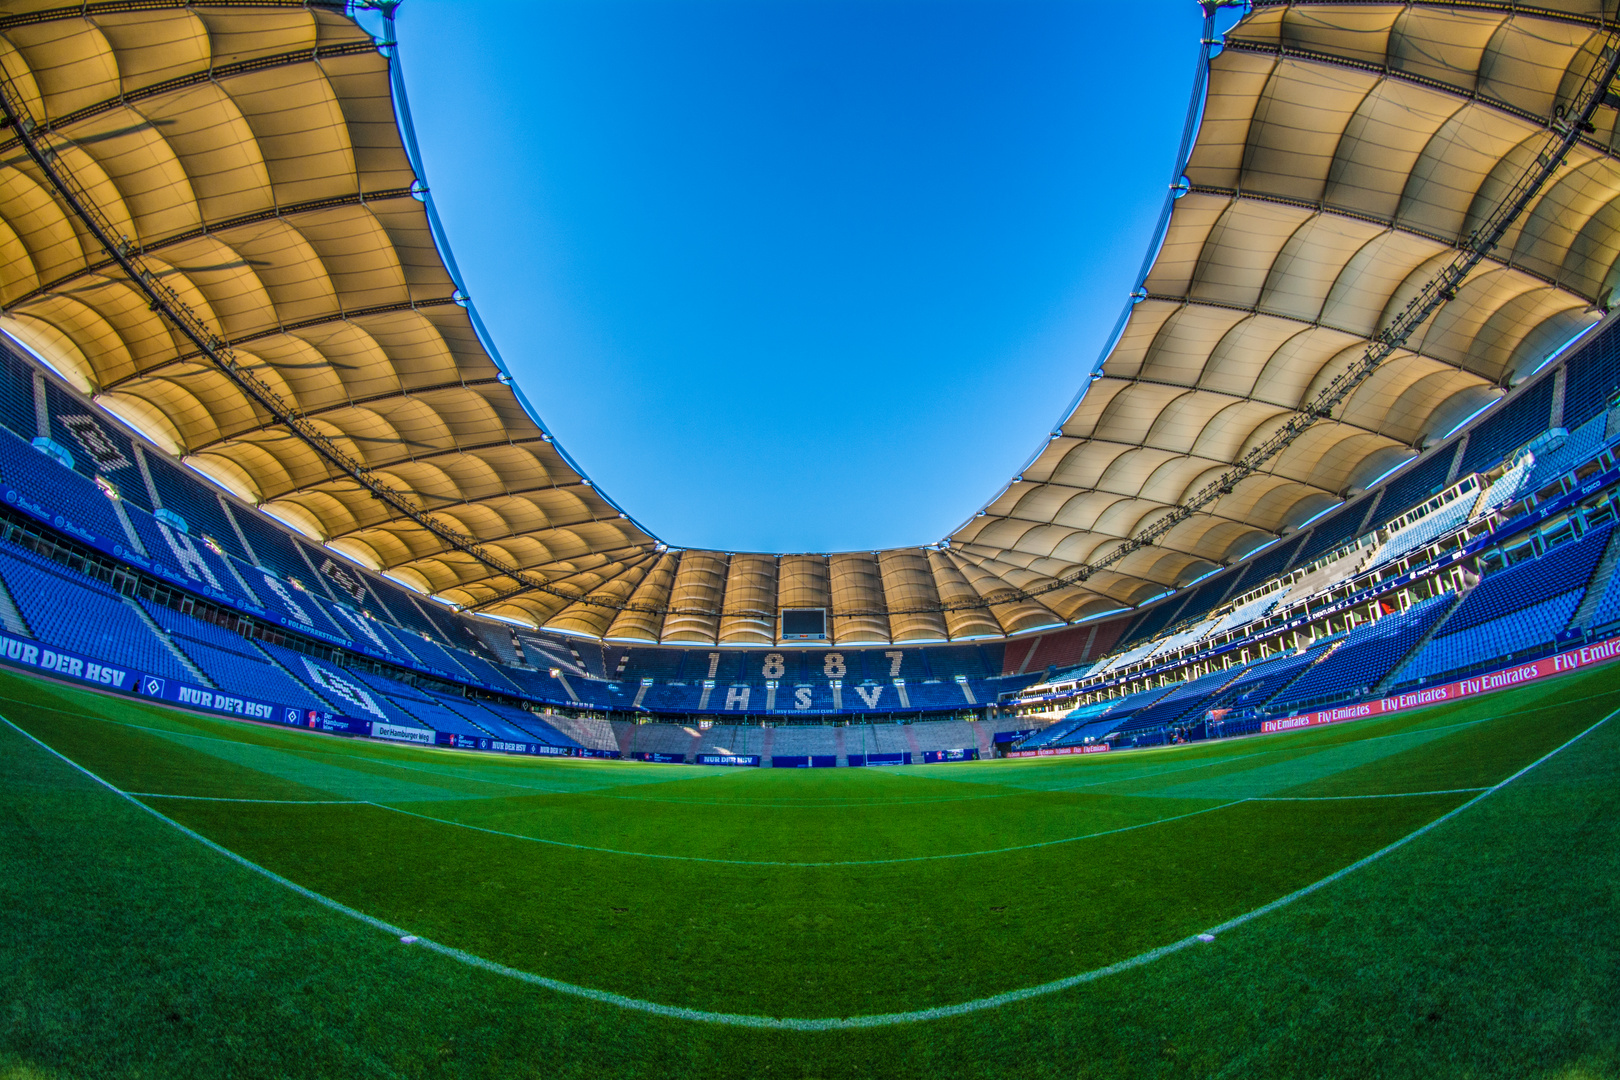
[779,608,827,640]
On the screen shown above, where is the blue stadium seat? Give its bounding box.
[337,666,494,737]
[1586,559,1620,630]
[0,426,129,547]
[123,506,254,607]
[1268,594,1453,708]
[1219,533,1307,604]
[1457,376,1555,476]
[473,699,582,746]
[497,664,577,707]
[1045,684,1175,743]
[1560,324,1620,433]
[421,693,536,742]
[1377,444,1460,523]
[1104,667,1241,735]
[1204,643,1335,715]
[0,546,189,681]
[43,380,153,514]
[1525,415,1613,493]
[137,599,259,657]
[616,648,683,680]
[254,640,428,728]
[923,645,994,679]
[0,341,39,443]
[1293,500,1373,566]
[1369,498,1476,570]
[377,622,472,679]
[1443,523,1611,637]
[1476,458,1534,515]
[228,507,318,583]
[143,455,254,564]
[1397,591,1582,684]
[1019,698,1117,748]
[141,602,331,710]
[469,622,523,666]
[413,598,473,649]
[450,649,525,692]
[240,565,348,639]
[310,595,413,661]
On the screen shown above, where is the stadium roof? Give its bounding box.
[0,0,1617,644]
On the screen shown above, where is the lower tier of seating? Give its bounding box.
[0,442,1616,761]
[1396,591,1582,685]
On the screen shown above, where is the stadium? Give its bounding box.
[3,0,1619,1076]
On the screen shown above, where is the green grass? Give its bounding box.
[2,663,1618,1077]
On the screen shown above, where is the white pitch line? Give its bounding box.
[1249,788,1489,801]
[4,703,1612,1030]
[126,793,369,804]
[925,747,1286,795]
[1202,706,1620,941]
[368,799,1243,867]
[103,721,847,807]
[375,755,1022,808]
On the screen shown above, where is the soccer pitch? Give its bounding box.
[4,665,1618,1079]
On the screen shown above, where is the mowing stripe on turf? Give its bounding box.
[367,799,1244,866]
[4,704,1612,1030]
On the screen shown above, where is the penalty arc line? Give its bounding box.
[3,704,1613,1030]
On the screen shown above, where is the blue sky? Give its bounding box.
[394,0,1204,553]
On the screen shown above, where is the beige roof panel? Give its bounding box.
[0,0,1615,642]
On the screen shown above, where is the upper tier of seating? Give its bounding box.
[1367,497,1477,571]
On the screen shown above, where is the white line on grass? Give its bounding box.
[51,712,1008,808]
[575,791,1024,808]
[0,697,690,797]
[999,749,1284,793]
[367,799,1242,866]
[125,793,370,804]
[375,756,1027,808]
[20,684,1609,810]
[1249,788,1489,801]
[1201,707,1619,940]
[4,704,1613,1030]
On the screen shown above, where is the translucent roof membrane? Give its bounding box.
[0,0,1615,643]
